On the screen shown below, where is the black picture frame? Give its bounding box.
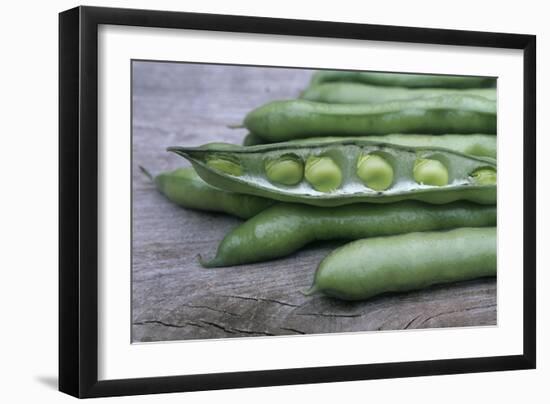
[59,5,536,398]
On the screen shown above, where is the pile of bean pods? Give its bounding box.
[146,70,497,302]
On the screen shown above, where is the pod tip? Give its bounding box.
[197,254,219,268]
[138,165,153,181]
[301,285,319,297]
[227,123,245,129]
[166,147,191,159]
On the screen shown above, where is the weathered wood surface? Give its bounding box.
[131,62,496,342]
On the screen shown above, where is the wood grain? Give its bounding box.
[131,61,496,342]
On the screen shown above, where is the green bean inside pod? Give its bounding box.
[168,139,497,206]
[265,154,303,185]
[471,167,497,186]
[305,155,343,192]
[205,155,243,176]
[413,158,449,186]
[356,153,394,191]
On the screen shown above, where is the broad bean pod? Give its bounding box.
[141,166,273,219]
[244,96,496,142]
[310,71,496,88]
[242,133,266,146]
[301,82,496,104]
[201,202,496,267]
[168,139,497,206]
[307,227,497,301]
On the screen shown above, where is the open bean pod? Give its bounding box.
[168,140,496,206]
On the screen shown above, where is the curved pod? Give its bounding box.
[244,96,497,142]
[202,202,496,267]
[144,166,273,219]
[308,227,497,301]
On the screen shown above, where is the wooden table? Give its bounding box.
[131,62,496,342]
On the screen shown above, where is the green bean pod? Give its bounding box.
[201,202,496,267]
[307,227,497,301]
[310,71,496,88]
[301,82,496,104]
[141,166,273,219]
[244,96,496,142]
[243,134,497,159]
[168,140,497,206]
[242,133,266,146]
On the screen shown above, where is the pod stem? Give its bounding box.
[227,123,245,129]
[139,165,154,182]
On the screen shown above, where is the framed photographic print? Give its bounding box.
[59,6,536,398]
